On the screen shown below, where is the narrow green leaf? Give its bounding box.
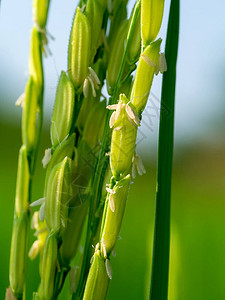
[149,0,179,299]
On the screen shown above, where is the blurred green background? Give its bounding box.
[1,0,225,299]
[1,119,225,299]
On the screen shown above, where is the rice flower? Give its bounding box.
[9,212,29,298]
[130,38,162,114]
[50,71,75,148]
[40,234,58,300]
[60,200,88,266]
[45,157,71,236]
[141,0,164,46]
[83,250,109,300]
[29,212,48,268]
[109,94,139,179]
[100,174,131,256]
[86,0,106,60]
[22,76,40,153]
[82,99,106,149]
[127,7,141,64]
[106,21,129,95]
[68,7,90,90]
[15,146,30,216]
[44,133,75,194]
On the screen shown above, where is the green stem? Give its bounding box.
[149,0,179,299]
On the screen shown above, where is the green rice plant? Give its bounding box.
[7,1,51,299]
[6,0,179,299]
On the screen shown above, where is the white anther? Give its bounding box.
[106,104,118,110]
[80,4,86,13]
[132,154,146,178]
[83,78,89,98]
[88,76,97,97]
[106,187,116,194]
[34,22,55,41]
[31,211,39,230]
[90,255,94,264]
[15,93,25,107]
[136,155,146,175]
[141,54,155,67]
[42,43,52,58]
[33,24,54,57]
[105,152,111,156]
[105,259,112,280]
[88,67,100,86]
[155,53,167,75]
[109,194,115,212]
[39,202,46,222]
[101,238,107,258]
[42,148,52,168]
[28,240,40,260]
[115,101,123,121]
[84,67,100,98]
[45,29,55,41]
[109,111,116,128]
[30,197,45,207]
[95,242,100,252]
[114,126,122,131]
[125,104,140,126]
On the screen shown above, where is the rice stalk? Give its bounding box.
[29,1,109,298]
[80,0,167,298]
[6,1,51,299]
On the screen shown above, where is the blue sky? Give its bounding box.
[0,0,225,154]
